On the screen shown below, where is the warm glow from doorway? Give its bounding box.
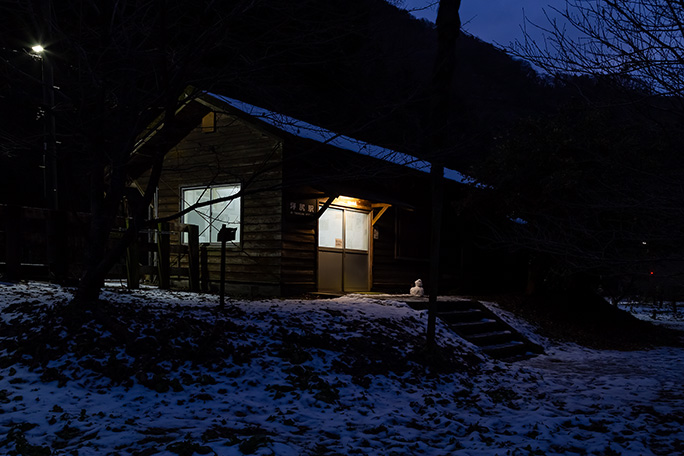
[333,196,360,207]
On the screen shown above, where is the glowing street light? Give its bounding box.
[31,44,45,54]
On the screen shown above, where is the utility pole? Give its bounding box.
[425,0,461,348]
[35,0,59,210]
[41,49,58,210]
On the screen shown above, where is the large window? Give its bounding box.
[318,207,369,252]
[181,184,241,243]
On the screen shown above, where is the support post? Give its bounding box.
[217,224,236,308]
[157,222,170,289]
[187,224,200,292]
[427,164,444,347]
[200,244,209,292]
[423,0,461,349]
[125,218,140,289]
[220,235,226,307]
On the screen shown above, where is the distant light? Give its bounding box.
[31,45,44,53]
[650,271,655,275]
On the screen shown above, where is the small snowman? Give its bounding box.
[410,279,424,297]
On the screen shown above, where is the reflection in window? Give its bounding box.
[318,207,344,249]
[182,184,241,243]
[345,210,369,251]
[318,207,369,252]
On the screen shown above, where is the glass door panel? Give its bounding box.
[345,210,369,251]
[318,207,344,249]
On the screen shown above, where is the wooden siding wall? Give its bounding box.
[281,215,317,295]
[371,206,429,293]
[139,111,285,296]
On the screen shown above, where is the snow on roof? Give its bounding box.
[210,93,476,185]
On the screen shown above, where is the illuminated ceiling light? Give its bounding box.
[334,196,359,207]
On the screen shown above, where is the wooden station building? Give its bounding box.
[130,91,523,297]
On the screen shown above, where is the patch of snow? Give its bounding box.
[618,299,684,332]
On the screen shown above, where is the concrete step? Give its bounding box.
[403,299,482,312]
[480,340,528,359]
[439,300,544,361]
[401,298,543,361]
[462,330,514,346]
[438,300,482,311]
[437,308,485,322]
[447,318,501,335]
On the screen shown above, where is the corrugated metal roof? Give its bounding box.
[209,93,475,185]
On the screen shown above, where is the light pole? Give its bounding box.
[32,44,59,210]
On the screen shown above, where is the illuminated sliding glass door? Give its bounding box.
[318,207,370,292]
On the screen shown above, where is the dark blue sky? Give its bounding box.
[403,0,566,47]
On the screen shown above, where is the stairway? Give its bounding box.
[406,299,544,361]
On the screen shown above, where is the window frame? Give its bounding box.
[317,205,370,253]
[180,183,242,245]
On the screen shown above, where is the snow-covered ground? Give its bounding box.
[616,299,684,332]
[1,282,683,455]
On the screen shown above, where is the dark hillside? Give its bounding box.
[207,0,554,168]
[0,0,554,207]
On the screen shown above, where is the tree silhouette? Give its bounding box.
[470,1,684,299]
[2,1,466,303]
[470,101,684,299]
[515,0,684,106]
[2,1,372,303]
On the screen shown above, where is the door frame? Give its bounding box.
[316,204,372,292]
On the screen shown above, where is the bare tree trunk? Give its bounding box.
[74,84,111,304]
[71,2,185,306]
[426,0,461,348]
[73,123,171,305]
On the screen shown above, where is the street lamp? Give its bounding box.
[32,43,59,210]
